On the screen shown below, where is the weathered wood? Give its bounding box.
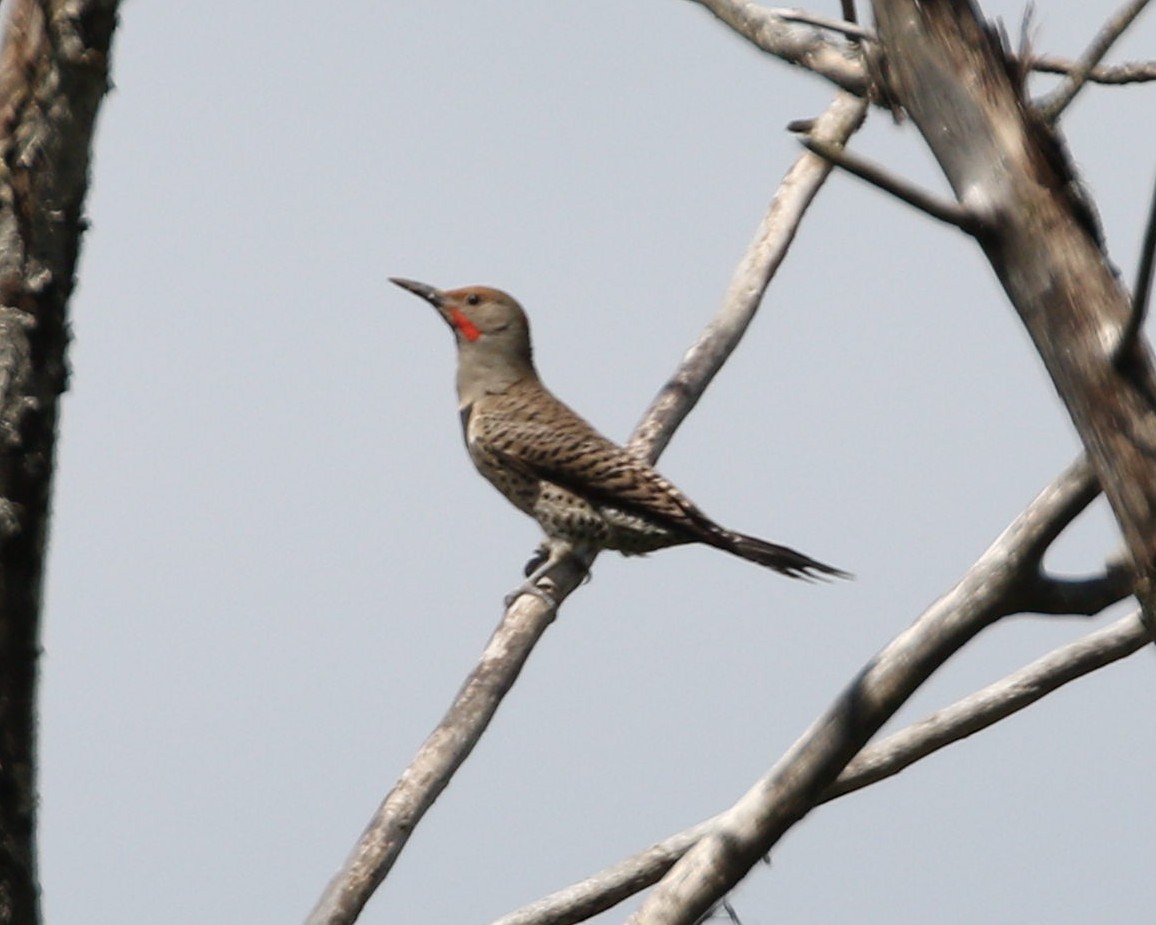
[627,459,1106,925]
[873,0,1156,626]
[0,3,119,923]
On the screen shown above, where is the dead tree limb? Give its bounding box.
[1038,0,1152,119]
[1029,54,1156,84]
[499,457,1133,925]
[490,606,1146,925]
[689,0,1156,96]
[625,453,1123,924]
[0,2,118,923]
[871,0,1156,634]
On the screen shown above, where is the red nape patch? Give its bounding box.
[450,307,481,342]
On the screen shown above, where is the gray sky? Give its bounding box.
[38,2,1155,923]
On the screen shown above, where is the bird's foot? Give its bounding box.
[505,539,582,611]
[503,577,558,611]
[523,543,550,578]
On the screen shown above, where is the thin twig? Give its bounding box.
[777,9,874,41]
[489,817,722,925]
[1028,54,1156,84]
[691,1,1154,106]
[687,0,870,95]
[798,136,982,232]
[1038,0,1152,120]
[303,588,580,925]
[1114,173,1156,368]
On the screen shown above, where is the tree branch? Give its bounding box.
[629,93,867,458]
[685,0,870,95]
[873,0,1156,629]
[688,1,1156,104]
[1028,54,1156,84]
[1014,559,1133,615]
[490,463,1140,925]
[823,609,1150,800]
[1038,0,1152,120]
[0,3,118,923]
[776,9,873,41]
[303,92,868,925]
[797,136,982,232]
[1114,172,1156,367]
[489,817,724,925]
[310,3,1156,920]
[626,458,1106,924]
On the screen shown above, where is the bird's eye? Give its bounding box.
[466,294,480,306]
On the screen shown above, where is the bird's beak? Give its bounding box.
[390,277,445,308]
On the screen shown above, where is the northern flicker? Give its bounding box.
[392,277,847,605]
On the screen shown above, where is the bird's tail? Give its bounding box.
[710,528,850,581]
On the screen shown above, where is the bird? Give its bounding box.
[391,277,848,606]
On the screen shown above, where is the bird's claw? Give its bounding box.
[523,544,550,578]
[504,578,558,611]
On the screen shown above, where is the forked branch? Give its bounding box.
[491,461,1139,925]
[308,3,1156,922]
[869,0,1156,632]
[493,612,1147,925]
[1038,0,1152,119]
[622,457,1121,925]
[823,608,1147,799]
[688,0,1156,98]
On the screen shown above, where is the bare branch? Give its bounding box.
[619,3,1156,917]
[629,92,868,459]
[489,817,723,925]
[690,2,1155,105]
[1114,173,1156,368]
[305,91,868,925]
[311,3,1156,920]
[304,587,581,925]
[627,458,1103,925]
[777,9,873,41]
[1038,0,1152,119]
[1028,54,1156,84]
[0,3,118,923]
[798,136,981,232]
[823,610,1151,800]
[686,0,869,95]
[490,462,1137,925]
[1016,560,1134,615]
[489,609,1146,925]
[619,4,1156,914]
[874,0,1156,624]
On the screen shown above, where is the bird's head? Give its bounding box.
[391,278,532,354]
[391,278,537,397]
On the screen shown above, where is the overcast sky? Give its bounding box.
[36,3,1156,923]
